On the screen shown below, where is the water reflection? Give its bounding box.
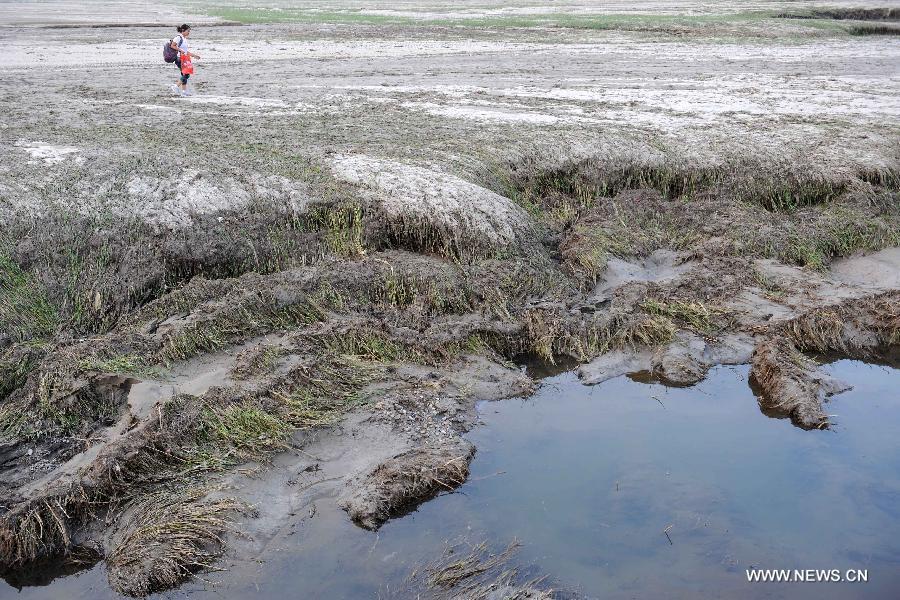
[4,361,899,599]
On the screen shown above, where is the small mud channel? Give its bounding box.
[4,361,900,599]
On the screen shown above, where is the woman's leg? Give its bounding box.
[181,73,191,95]
[174,58,185,90]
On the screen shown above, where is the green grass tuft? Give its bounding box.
[0,254,59,342]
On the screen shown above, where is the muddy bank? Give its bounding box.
[2,164,898,593]
[1,1,900,595]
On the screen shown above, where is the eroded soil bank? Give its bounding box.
[5,360,900,599]
[1,0,900,597]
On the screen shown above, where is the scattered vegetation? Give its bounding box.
[106,488,242,597]
[641,299,723,334]
[159,292,329,363]
[401,538,554,599]
[303,203,366,258]
[78,353,157,377]
[0,253,59,342]
[230,345,284,380]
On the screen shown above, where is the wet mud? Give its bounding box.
[1,0,899,596]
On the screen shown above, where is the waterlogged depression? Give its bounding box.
[5,360,899,599]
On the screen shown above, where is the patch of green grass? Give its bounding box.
[321,329,414,363]
[78,354,158,377]
[0,253,59,342]
[160,297,328,363]
[303,203,365,258]
[207,7,412,25]
[201,401,290,455]
[641,299,723,334]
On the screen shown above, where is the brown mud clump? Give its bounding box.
[750,291,899,429]
[341,442,476,530]
[750,338,836,429]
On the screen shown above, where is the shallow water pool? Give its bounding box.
[5,360,899,599]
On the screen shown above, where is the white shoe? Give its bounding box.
[170,84,180,95]
[181,89,192,97]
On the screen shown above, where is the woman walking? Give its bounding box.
[170,24,200,96]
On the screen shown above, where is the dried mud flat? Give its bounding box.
[1,0,899,597]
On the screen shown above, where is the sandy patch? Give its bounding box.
[17,141,80,164]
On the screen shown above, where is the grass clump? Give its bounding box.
[160,296,328,363]
[524,308,677,363]
[0,253,59,342]
[106,488,241,597]
[641,299,724,334]
[201,401,290,455]
[78,354,157,377]
[303,203,365,258]
[321,329,419,363]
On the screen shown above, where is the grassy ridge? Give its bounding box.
[199,5,880,37]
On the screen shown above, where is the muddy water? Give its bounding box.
[4,360,899,599]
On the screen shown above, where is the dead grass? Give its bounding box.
[749,336,828,430]
[159,293,328,363]
[106,488,242,597]
[523,308,676,363]
[0,486,90,567]
[782,291,900,354]
[401,539,554,600]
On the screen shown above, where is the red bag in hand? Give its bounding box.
[181,53,194,75]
